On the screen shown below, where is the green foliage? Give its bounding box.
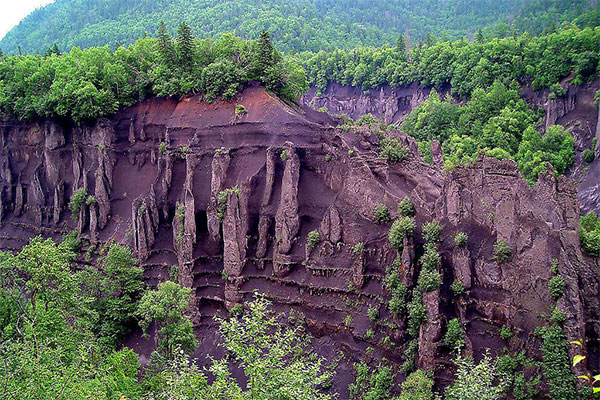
[303,25,600,97]
[497,351,541,400]
[583,148,595,163]
[373,205,391,224]
[401,339,419,374]
[550,306,566,325]
[444,318,465,350]
[379,137,409,163]
[540,324,579,400]
[454,232,468,246]
[516,125,574,184]
[407,295,427,337]
[349,361,395,400]
[397,197,414,217]
[579,210,600,256]
[420,243,441,270]
[0,31,307,123]
[446,351,509,400]
[136,280,197,358]
[500,325,513,341]
[397,369,440,400]
[422,220,441,242]
[493,240,512,264]
[352,242,365,256]
[280,149,288,161]
[158,142,167,154]
[234,104,247,115]
[451,280,465,296]
[367,305,379,323]
[68,188,87,219]
[416,268,442,293]
[307,230,321,250]
[217,186,239,222]
[388,217,415,250]
[4,0,565,56]
[548,275,565,300]
[385,266,408,317]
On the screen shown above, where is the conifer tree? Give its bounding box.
[157,21,176,66]
[257,29,275,75]
[177,21,194,70]
[397,34,407,60]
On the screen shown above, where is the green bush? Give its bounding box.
[540,324,578,400]
[388,216,415,249]
[583,148,595,163]
[367,305,379,322]
[280,149,288,161]
[422,220,441,242]
[420,243,440,270]
[349,362,395,400]
[352,242,364,255]
[493,240,512,264]
[446,351,509,400]
[548,275,565,300]
[580,211,600,256]
[397,197,414,217]
[451,280,465,297]
[416,269,442,293]
[407,295,427,337]
[444,318,465,349]
[397,369,439,400]
[380,137,409,163]
[454,232,468,246]
[234,104,247,115]
[68,188,87,220]
[307,230,320,250]
[373,205,391,224]
[500,325,513,341]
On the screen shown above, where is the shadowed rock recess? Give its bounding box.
[0,86,598,395]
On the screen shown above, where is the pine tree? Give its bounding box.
[177,21,194,70]
[475,28,485,44]
[157,21,176,66]
[257,29,275,75]
[397,34,406,60]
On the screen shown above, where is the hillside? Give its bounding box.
[0,0,596,55]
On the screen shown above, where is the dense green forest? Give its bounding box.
[0,0,597,55]
[0,26,306,123]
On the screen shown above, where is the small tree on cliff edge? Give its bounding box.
[157,21,176,67]
[177,21,195,71]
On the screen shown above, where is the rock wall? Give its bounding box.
[0,85,597,397]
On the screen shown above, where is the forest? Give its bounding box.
[0,0,597,55]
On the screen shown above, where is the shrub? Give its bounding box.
[388,216,415,249]
[493,240,512,264]
[446,351,509,400]
[416,269,442,293]
[352,242,364,255]
[68,188,87,220]
[380,137,409,163]
[407,295,427,337]
[365,328,375,340]
[549,306,566,325]
[451,280,465,297]
[500,326,513,341]
[217,187,239,221]
[540,324,578,399]
[422,220,441,242]
[234,104,247,115]
[367,305,379,322]
[397,197,414,217]
[420,243,440,270]
[580,211,600,256]
[445,318,465,349]
[280,149,288,161]
[86,195,96,206]
[583,148,595,163]
[397,370,439,400]
[401,339,419,374]
[548,275,565,300]
[454,232,468,246]
[349,362,395,400]
[373,205,391,224]
[318,107,328,113]
[325,153,332,162]
[307,230,320,250]
[158,142,167,154]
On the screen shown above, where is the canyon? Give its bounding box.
[0,84,598,395]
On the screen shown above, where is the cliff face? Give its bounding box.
[304,80,600,215]
[0,86,598,396]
